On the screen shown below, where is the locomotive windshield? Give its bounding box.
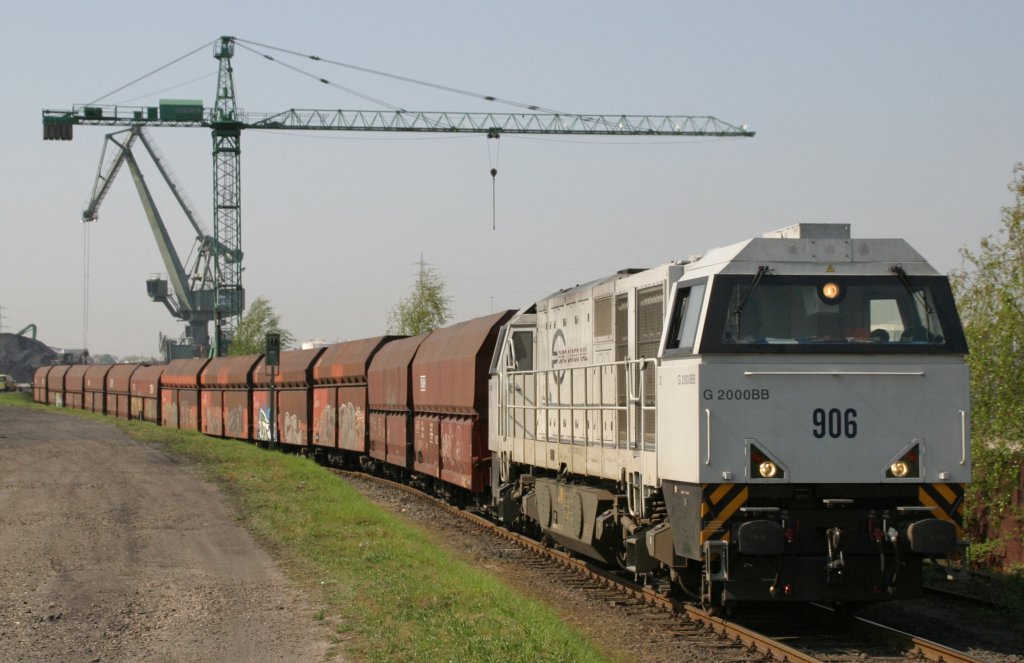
[695,274,967,354]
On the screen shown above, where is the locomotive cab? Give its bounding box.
[658,224,970,609]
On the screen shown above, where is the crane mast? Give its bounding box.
[211,36,245,356]
[43,35,755,357]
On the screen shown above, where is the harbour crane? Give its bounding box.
[43,36,755,357]
[81,125,239,358]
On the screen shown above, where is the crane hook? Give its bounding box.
[490,168,498,230]
[487,134,500,230]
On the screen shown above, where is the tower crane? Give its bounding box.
[43,36,755,357]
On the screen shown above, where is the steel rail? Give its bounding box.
[923,582,1000,609]
[802,602,985,663]
[850,614,984,663]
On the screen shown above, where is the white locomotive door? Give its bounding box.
[627,284,665,517]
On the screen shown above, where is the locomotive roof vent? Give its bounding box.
[763,223,851,240]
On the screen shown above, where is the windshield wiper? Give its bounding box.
[733,266,770,329]
[890,265,934,315]
[890,265,935,339]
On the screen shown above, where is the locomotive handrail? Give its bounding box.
[504,402,626,413]
[743,370,925,376]
[705,408,712,465]
[959,409,966,464]
[501,357,657,450]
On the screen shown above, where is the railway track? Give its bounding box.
[922,565,1003,610]
[924,582,1001,609]
[334,469,984,663]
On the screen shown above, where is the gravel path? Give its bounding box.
[0,407,329,663]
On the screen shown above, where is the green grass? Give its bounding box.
[1,392,616,663]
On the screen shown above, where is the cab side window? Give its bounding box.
[509,330,534,371]
[666,282,706,352]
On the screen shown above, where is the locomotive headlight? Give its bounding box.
[817,281,846,305]
[885,443,921,479]
[759,461,779,478]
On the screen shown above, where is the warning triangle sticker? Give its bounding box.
[826,264,836,273]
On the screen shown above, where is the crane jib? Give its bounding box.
[44,107,755,137]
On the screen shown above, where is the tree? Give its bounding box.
[951,163,1024,566]
[387,258,452,335]
[228,297,294,356]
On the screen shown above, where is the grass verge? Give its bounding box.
[1,392,615,663]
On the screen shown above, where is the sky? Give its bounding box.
[2,1,1022,357]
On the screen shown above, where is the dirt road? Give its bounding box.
[0,406,329,663]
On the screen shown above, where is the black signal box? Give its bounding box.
[265,333,281,366]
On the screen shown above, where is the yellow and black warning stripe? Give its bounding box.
[919,483,964,534]
[701,483,748,543]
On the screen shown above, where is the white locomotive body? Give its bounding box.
[489,224,969,609]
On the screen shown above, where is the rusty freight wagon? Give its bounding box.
[63,364,90,410]
[412,312,513,494]
[83,364,113,413]
[367,333,430,470]
[311,337,395,458]
[106,364,144,420]
[201,354,260,440]
[130,364,166,423]
[46,365,70,408]
[32,366,52,404]
[252,348,325,448]
[161,358,210,430]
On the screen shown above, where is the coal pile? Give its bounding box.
[0,333,58,383]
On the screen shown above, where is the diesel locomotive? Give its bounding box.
[34,223,970,612]
[487,223,969,611]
